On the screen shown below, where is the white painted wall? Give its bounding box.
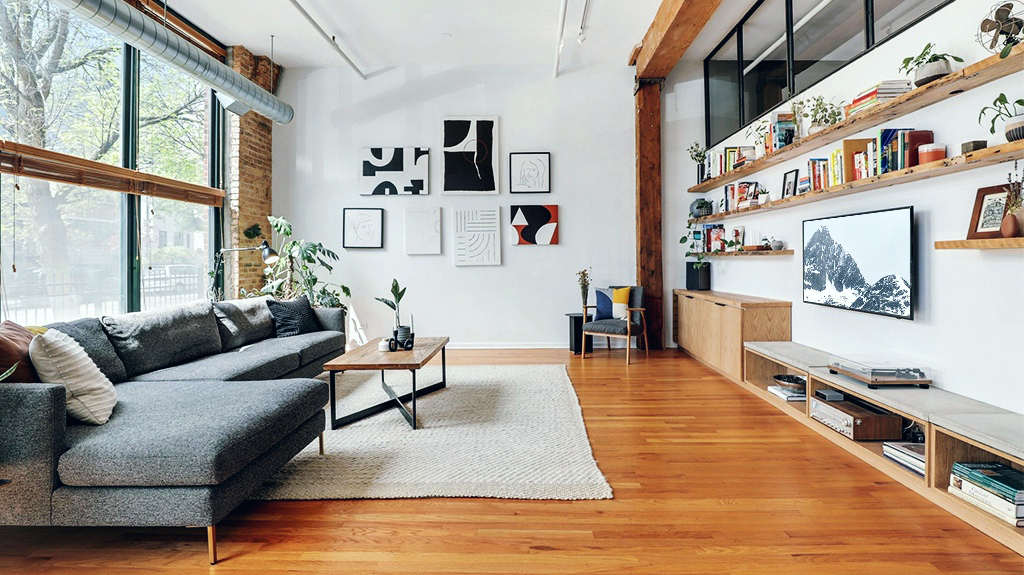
[664,0,1024,413]
[273,64,637,349]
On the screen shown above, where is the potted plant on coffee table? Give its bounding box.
[376,279,413,346]
[899,43,963,87]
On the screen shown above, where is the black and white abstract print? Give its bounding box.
[803,207,913,319]
[442,118,499,194]
[361,147,429,195]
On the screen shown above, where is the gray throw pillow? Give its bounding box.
[101,301,222,377]
[48,317,129,383]
[213,296,274,350]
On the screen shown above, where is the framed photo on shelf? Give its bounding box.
[343,208,385,249]
[966,186,1008,239]
[782,169,799,198]
[509,152,551,193]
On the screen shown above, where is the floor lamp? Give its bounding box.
[208,240,280,300]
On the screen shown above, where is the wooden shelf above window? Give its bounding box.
[703,249,794,257]
[689,140,1024,225]
[934,238,1024,250]
[688,45,1024,194]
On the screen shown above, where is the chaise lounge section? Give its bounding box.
[0,297,344,564]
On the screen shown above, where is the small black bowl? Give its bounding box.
[773,374,806,391]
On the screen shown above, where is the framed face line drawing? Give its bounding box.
[509,152,550,194]
[343,208,384,249]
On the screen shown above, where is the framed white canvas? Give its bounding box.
[453,207,501,266]
[405,207,442,255]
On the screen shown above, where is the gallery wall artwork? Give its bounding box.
[343,208,384,249]
[509,152,550,193]
[454,207,501,266]
[511,205,558,245]
[360,147,429,195]
[405,207,442,255]
[442,118,499,194]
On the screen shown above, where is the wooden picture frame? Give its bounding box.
[966,186,1008,239]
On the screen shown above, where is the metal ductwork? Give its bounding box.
[52,0,294,124]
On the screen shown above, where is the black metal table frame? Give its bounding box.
[328,347,446,430]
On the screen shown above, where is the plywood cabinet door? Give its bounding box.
[717,304,744,381]
[678,294,697,354]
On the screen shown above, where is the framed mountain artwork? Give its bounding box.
[803,207,914,320]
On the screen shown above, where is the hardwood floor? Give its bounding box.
[1,349,1021,574]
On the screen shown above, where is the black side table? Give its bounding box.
[565,313,594,355]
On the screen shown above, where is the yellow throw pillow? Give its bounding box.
[611,287,630,321]
[25,326,49,336]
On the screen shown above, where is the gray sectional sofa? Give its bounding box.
[0,297,345,564]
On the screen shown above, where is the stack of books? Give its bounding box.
[845,80,913,116]
[882,442,925,477]
[806,158,831,191]
[689,223,726,252]
[767,110,796,154]
[767,386,805,402]
[948,462,1024,527]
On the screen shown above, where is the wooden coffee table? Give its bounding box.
[323,336,448,430]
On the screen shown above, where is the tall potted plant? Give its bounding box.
[248,216,351,309]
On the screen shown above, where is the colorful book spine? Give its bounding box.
[952,462,1024,503]
[948,480,1024,527]
[951,474,1024,518]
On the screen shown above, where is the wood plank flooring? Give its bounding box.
[1,349,1021,574]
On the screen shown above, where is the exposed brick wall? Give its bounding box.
[226,45,282,296]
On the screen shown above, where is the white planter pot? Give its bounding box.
[808,123,825,135]
[913,60,952,87]
[1005,116,1024,142]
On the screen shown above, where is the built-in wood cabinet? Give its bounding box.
[673,290,791,382]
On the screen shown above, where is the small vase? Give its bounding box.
[395,325,411,342]
[770,240,784,251]
[1005,117,1024,143]
[913,60,952,87]
[1001,213,1021,238]
[697,164,706,183]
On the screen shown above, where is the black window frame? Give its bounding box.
[703,0,955,147]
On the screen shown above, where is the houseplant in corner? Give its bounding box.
[254,216,351,309]
[899,43,963,87]
[978,93,1024,142]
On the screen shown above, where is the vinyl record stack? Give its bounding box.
[882,441,925,477]
[947,462,1024,527]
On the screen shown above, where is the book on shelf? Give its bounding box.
[952,462,1024,504]
[876,128,914,174]
[884,453,925,477]
[948,475,1024,527]
[883,441,926,463]
[881,444,925,477]
[766,386,806,402]
[797,176,811,194]
[903,130,934,167]
[842,138,873,182]
[950,473,1024,518]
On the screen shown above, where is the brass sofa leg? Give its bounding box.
[208,525,217,565]
[319,431,325,455]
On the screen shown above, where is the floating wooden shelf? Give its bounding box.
[688,45,1024,194]
[935,238,1024,250]
[703,249,794,257]
[689,140,1024,224]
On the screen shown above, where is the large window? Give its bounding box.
[0,0,223,323]
[704,0,954,146]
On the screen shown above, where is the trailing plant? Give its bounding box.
[978,93,1024,133]
[0,363,17,382]
[680,222,742,267]
[1006,160,1023,215]
[687,141,707,164]
[898,43,963,74]
[808,96,844,127]
[375,279,407,328]
[253,216,350,308]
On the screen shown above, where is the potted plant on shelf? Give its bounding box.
[807,96,844,134]
[1003,160,1023,238]
[691,198,713,218]
[899,43,964,87]
[762,236,785,251]
[745,119,770,158]
[376,279,412,345]
[688,142,708,183]
[978,93,1024,142]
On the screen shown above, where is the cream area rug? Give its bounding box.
[252,364,613,501]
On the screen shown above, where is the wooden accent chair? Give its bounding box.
[581,285,649,364]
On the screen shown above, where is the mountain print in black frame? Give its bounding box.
[802,206,914,320]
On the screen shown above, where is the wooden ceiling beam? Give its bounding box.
[634,0,723,79]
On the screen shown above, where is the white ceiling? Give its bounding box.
[168,0,662,70]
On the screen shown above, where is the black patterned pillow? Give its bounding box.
[267,296,321,338]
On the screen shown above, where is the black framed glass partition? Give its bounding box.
[703,0,954,147]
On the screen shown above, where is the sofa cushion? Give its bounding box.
[57,379,328,487]
[246,331,345,365]
[0,321,39,383]
[47,318,128,383]
[29,329,118,425]
[267,296,321,338]
[101,301,222,378]
[582,319,639,336]
[213,296,274,351]
[130,343,301,382]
